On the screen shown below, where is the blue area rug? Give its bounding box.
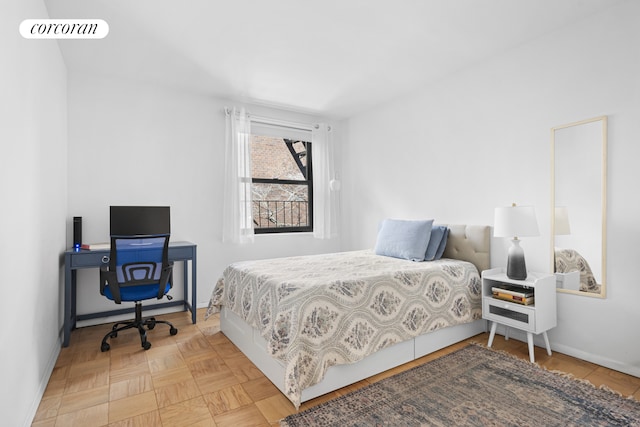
[281,344,640,426]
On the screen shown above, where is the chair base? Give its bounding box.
[100,301,178,351]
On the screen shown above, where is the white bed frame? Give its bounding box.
[220,225,491,404]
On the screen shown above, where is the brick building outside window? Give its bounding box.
[250,132,313,233]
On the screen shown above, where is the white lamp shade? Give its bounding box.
[494,205,539,238]
[554,206,571,235]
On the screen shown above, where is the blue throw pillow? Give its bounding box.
[374,219,434,262]
[424,225,448,261]
[434,227,449,260]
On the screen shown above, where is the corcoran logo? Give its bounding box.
[20,19,109,39]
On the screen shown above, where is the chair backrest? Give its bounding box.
[109,234,170,287]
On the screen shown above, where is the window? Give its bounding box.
[250,123,313,233]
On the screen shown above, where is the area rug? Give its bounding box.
[280,344,640,426]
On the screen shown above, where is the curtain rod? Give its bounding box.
[224,107,330,132]
[251,115,314,132]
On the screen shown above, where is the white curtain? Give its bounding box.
[222,107,254,244]
[312,123,338,239]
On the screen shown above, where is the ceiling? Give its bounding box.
[45,0,620,119]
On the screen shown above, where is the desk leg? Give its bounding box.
[191,250,197,324]
[182,260,188,315]
[63,255,73,347]
[181,254,197,324]
[71,270,77,327]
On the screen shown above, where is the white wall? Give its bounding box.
[341,1,640,376]
[67,74,341,322]
[0,1,68,425]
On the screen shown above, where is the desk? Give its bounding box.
[63,241,197,347]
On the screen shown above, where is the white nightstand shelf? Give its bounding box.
[482,268,557,363]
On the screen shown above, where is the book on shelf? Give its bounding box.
[80,242,110,250]
[492,291,535,305]
[491,285,533,298]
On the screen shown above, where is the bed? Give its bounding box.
[206,224,490,408]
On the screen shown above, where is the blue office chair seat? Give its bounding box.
[103,282,172,302]
[99,234,178,351]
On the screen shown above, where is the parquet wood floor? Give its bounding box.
[33,309,640,426]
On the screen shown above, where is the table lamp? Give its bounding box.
[494,203,539,280]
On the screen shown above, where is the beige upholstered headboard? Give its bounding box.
[442,225,491,273]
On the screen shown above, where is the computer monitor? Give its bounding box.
[110,206,170,236]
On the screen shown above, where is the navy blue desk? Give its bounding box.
[63,241,197,347]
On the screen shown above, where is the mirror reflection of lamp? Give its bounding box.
[554,207,571,235]
[494,203,540,280]
[553,206,571,274]
[553,206,580,289]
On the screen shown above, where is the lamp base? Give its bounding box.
[506,238,527,280]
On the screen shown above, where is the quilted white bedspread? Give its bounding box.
[206,250,481,407]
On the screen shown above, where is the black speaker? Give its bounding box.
[73,217,82,248]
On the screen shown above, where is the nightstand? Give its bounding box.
[482,268,556,362]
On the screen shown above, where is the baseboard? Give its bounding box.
[23,335,61,427]
[76,305,186,328]
[492,325,640,379]
[75,302,210,328]
[551,342,640,379]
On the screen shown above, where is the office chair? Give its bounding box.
[99,234,178,351]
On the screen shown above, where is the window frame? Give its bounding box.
[251,135,314,235]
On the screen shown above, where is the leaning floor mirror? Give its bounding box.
[551,115,607,298]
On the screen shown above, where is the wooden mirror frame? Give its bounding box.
[551,116,607,298]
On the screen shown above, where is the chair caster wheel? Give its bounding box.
[101,342,110,352]
[110,332,118,338]
[148,321,156,330]
[170,327,178,336]
[142,341,151,350]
